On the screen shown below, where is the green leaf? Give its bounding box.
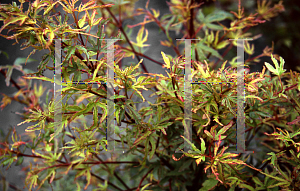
[165,171,187,177]
[141,183,152,191]
[4,65,13,86]
[64,46,76,64]
[260,171,287,182]
[132,25,150,48]
[197,9,205,21]
[180,135,200,153]
[267,181,289,188]
[0,50,9,59]
[125,101,142,124]
[239,183,256,191]
[199,178,219,191]
[76,45,90,63]
[14,57,37,66]
[264,54,286,76]
[0,15,27,33]
[165,16,176,41]
[43,3,57,15]
[200,137,206,155]
[148,136,156,160]
[70,102,95,121]
[131,131,152,148]
[194,42,223,60]
[206,23,224,30]
[78,14,86,28]
[15,156,24,166]
[255,111,272,118]
[252,177,264,186]
[204,130,213,139]
[216,40,230,49]
[92,60,104,80]
[264,62,277,75]
[205,10,234,23]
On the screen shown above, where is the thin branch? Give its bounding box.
[90,171,123,191]
[93,154,131,190]
[119,46,164,66]
[0,70,22,90]
[136,168,154,191]
[98,0,149,74]
[0,175,22,191]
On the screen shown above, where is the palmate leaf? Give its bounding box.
[131,25,150,48]
[197,9,234,31]
[205,10,234,23]
[264,54,286,76]
[193,42,223,60]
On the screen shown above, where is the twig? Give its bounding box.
[0,175,22,191]
[136,168,154,191]
[93,154,131,190]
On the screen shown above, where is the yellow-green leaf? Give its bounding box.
[161,51,170,69]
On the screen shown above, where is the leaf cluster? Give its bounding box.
[0,0,299,191]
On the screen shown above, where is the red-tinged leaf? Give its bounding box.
[84,171,91,190]
[131,131,152,149]
[204,130,213,139]
[49,170,56,184]
[92,18,103,26]
[56,1,73,13]
[172,153,185,161]
[43,2,59,15]
[160,127,167,135]
[219,152,239,159]
[0,16,26,33]
[81,4,114,12]
[211,167,222,183]
[195,156,205,165]
[217,119,234,136]
[12,141,27,148]
[64,29,100,39]
[80,0,98,11]
[90,9,97,25]
[287,116,300,125]
[160,40,172,47]
[216,146,228,157]
[267,181,290,189]
[204,165,210,173]
[214,134,222,156]
[23,76,54,83]
[78,13,87,28]
[0,94,12,110]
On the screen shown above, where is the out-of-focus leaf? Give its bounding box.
[199,178,219,191]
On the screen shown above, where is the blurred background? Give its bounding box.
[0,0,300,190]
